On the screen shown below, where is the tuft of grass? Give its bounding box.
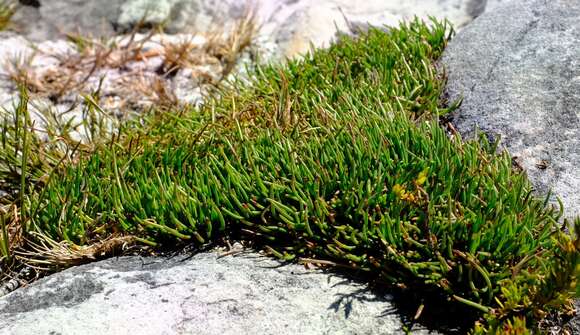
[205,7,257,79]
[0,208,10,262]
[161,7,257,81]
[1,18,578,333]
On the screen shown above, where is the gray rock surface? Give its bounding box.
[484,0,510,11]
[117,0,249,34]
[12,0,125,41]
[442,0,580,219]
[0,252,436,335]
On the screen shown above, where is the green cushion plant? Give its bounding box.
[2,19,578,333]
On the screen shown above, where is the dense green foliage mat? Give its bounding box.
[2,19,578,333]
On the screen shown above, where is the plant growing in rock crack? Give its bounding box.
[0,18,578,333]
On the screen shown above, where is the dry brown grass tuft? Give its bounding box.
[0,204,24,287]
[159,7,258,81]
[161,37,205,76]
[205,7,257,79]
[6,28,158,103]
[15,233,139,270]
[0,232,137,295]
[127,75,178,111]
[0,205,23,259]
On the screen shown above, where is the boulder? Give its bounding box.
[11,0,125,41]
[117,0,249,34]
[442,0,580,219]
[117,0,178,30]
[0,252,438,335]
[0,32,33,107]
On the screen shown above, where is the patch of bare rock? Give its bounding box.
[442,0,580,220]
[0,252,442,335]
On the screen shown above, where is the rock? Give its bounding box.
[11,0,247,40]
[117,0,249,34]
[0,32,33,107]
[117,0,177,30]
[268,2,353,59]
[442,0,580,219]
[570,301,580,334]
[0,252,437,335]
[484,0,509,11]
[11,0,125,41]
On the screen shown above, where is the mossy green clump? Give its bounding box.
[3,19,578,332]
